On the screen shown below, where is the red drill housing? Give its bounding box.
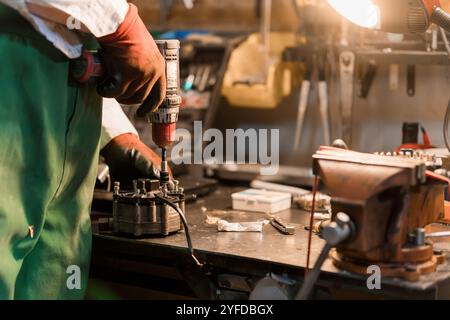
[152,123,177,148]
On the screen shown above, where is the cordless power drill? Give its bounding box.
[149,40,181,192]
[70,39,181,192]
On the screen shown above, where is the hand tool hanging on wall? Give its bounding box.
[182,0,195,9]
[160,0,174,27]
[159,0,195,29]
[407,64,416,96]
[293,64,311,151]
[389,64,400,91]
[357,59,377,98]
[290,4,333,151]
[292,46,331,151]
[318,56,331,148]
[339,51,355,146]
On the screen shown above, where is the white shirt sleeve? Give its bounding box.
[101,98,139,150]
[0,0,129,58]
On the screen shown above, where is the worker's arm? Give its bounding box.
[24,0,165,115]
[25,2,90,32]
[24,0,128,37]
[101,98,165,185]
[100,98,138,150]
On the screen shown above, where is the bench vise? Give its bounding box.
[313,147,447,281]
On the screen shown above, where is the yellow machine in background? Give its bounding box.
[221,32,304,109]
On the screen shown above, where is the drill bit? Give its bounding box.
[160,147,170,193]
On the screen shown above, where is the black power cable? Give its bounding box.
[154,193,203,267]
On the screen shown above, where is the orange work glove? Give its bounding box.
[101,133,171,188]
[97,4,166,116]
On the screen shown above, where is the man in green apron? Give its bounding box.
[0,2,164,299]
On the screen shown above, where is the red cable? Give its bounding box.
[421,126,432,147]
[305,175,319,277]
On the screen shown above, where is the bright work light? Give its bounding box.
[327,0,450,34]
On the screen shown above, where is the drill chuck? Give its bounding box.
[152,123,177,148]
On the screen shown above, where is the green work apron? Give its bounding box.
[0,4,102,299]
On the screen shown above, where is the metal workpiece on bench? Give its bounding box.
[270,216,296,235]
[91,185,450,300]
[112,178,185,237]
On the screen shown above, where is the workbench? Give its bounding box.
[88,184,450,300]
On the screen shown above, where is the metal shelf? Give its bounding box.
[356,50,450,65]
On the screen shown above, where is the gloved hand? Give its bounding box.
[101,133,170,188]
[97,4,166,117]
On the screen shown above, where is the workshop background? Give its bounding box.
[88,0,450,301]
[130,0,450,167]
